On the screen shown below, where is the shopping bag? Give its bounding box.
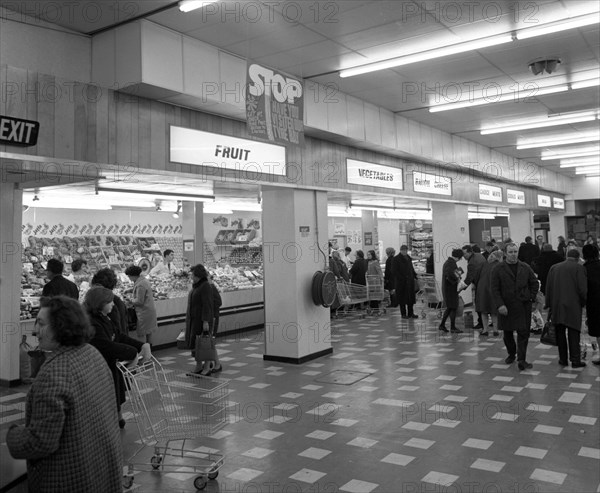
[540,320,557,346]
[195,333,217,362]
[456,296,465,317]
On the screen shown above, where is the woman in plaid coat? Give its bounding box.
[7,296,123,493]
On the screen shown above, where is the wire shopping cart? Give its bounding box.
[366,275,386,316]
[335,280,369,317]
[117,357,228,491]
[415,273,443,318]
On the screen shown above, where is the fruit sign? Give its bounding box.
[246,63,304,145]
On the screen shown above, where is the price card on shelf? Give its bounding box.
[43,246,54,256]
[109,255,118,264]
[23,262,34,272]
[251,270,260,277]
[237,235,248,242]
[244,270,254,278]
[64,255,73,264]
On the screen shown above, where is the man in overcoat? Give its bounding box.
[392,245,418,319]
[491,243,539,370]
[545,249,588,367]
[461,244,487,333]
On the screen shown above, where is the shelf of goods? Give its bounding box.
[20,235,265,345]
[410,230,433,275]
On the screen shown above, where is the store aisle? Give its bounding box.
[2,309,599,493]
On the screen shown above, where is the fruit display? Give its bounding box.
[225,246,263,266]
[209,265,263,292]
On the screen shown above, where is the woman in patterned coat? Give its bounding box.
[7,296,123,493]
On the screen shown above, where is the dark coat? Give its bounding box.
[442,257,461,309]
[534,250,563,294]
[330,257,349,281]
[392,253,416,305]
[349,258,368,285]
[491,261,538,332]
[584,259,600,336]
[557,241,567,259]
[184,279,214,351]
[545,259,587,331]
[476,260,501,315]
[108,294,128,336]
[384,256,394,290]
[41,275,79,300]
[465,252,486,309]
[6,344,123,493]
[518,242,540,266]
[88,312,138,408]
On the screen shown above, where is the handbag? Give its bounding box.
[195,333,217,362]
[540,319,557,346]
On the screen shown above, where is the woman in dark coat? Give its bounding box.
[582,245,600,365]
[439,249,464,332]
[349,250,368,285]
[384,248,398,307]
[392,245,418,318]
[330,250,350,281]
[184,264,214,375]
[84,286,140,428]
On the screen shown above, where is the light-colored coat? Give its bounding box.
[545,259,587,331]
[132,276,158,336]
[7,344,122,493]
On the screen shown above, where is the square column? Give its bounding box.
[0,183,23,385]
[431,202,470,305]
[181,201,204,266]
[509,209,533,244]
[549,212,566,248]
[262,187,332,363]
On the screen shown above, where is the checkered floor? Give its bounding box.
[2,308,599,493]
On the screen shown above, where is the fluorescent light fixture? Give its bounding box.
[516,12,600,40]
[579,172,600,177]
[327,207,362,218]
[179,0,220,13]
[481,110,598,135]
[379,210,432,220]
[349,201,430,211]
[560,156,599,166]
[468,213,496,220]
[541,147,600,160]
[575,167,600,174]
[517,132,600,149]
[339,34,513,77]
[430,84,570,113]
[203,205,233,215]
[97,187,215,202]
[572,78,600,90]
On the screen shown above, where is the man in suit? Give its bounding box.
[518,236,540,267]
[42,258,79,300]
[461,244,487,334]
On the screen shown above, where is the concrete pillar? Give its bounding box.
[262,187,332,363]
[509,209,533,245]
[548,212,566,248]
[181,201,204,266]
[432,202,471,305]
[0,183,23,385]
[361,210,378,257]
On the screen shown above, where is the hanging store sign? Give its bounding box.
[537,194,551,207]
[170,126,286,176]
[246,62,304,146]
[507,189,526,205]
[553,197,565,209]
[0,115,39,147]
[412,172,452,196]
[346,159,403,190]
[478,184,503,202]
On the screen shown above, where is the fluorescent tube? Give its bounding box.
[516,12,600,40]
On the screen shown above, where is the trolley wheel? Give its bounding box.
[194,475,208,490]
[122,475,134,489]
[208,470,219,480]
[151,455,163,470]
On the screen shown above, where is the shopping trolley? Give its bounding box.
[117,357,228,491]
[366,275,386,316]
[415,273,443,318]
[335,280,369,317]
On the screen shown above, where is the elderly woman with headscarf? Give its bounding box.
[476,250,504,336]
[84,286,141,428]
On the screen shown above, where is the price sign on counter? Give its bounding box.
[23,262,34,272]
[244,270,254,278]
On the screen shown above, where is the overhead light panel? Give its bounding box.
[340,34,513,77]
[517,132,600,149]
[179,0,220,13]
[481,110,599,135]
[97,187,215,202]
[560,156,599,166]
[541,148,600,160]
[515,12,600,40]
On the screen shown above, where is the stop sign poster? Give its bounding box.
[246,63,304,146]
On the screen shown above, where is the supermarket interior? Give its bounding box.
[1,1,600,492]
